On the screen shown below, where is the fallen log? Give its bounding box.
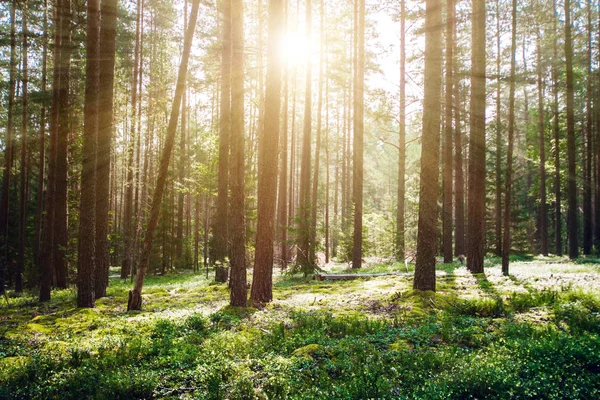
[316,273,401,281]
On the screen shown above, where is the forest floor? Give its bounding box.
[2,255,600,399]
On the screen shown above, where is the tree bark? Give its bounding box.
[413,0,443,291]
[77,0,100,307]
[564,0,578,259]
[494,2,502,257]
[251,0,283,304]
[442,0,454,264]
[537,34,548,256]
[352,0,365,270]
[467,0,486,273]
[396,0,406,261]
[552,0,562,256]
[583,0,593,255]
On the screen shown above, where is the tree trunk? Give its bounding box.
[128,0,200,311]
[442,0,454,264]
[352,0,365,270]
[213,0,232,266]
[251,0,283,304]
[502,0,516,276]
[413,0,443,291]
[466,0,486,273]
[177,0,188,267]
[552,0,562,256]
[494,2,502,257]
[396,0,406,261]
[77,0,100,307]
[583,0,593,255]
[564,0,578,259]
[537,34,548,256]
[297,0,313,272]
[17,1,29,294]
[228,0,247,307]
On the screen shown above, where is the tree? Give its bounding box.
[214,0,232,266]
[96,0,118,298]
[442,0,454,264]
[396,0,406,261]
[502,0,516,276]
[352,0,365,270]
[537,33,548,257]
[297,0,313,272]
[564,0,578,259]
[229,0,247,307]
[128,0,200,311]
[413,0,443,291]
[77,0,100,308]
[552,0,562,256]
[467,0,486,274]
[252,0,283,304]
[582,0,592,255]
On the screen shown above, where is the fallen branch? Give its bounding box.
[316,273,401,281]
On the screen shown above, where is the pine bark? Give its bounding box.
[564,0,578,259]
[251,0,283,304]
[77,0,100,307]
[442,0,454,264]
[583,0,593,255]
[413,0,443,291]
[396,0,406,261]
[467,0,486,273]
[537,35,548,256]
[552,0,562,256]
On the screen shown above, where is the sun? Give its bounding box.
[279,31,308,67]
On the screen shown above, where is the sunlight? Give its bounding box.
[279,31,319,67]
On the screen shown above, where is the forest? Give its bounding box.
[2,0,600,398]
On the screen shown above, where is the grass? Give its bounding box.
[2,256,600,398]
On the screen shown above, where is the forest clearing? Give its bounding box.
[2,257,600,398]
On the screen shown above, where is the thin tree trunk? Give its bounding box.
[494,2,502,257]
[537,34,548,256]
[565,0,578,259]
[583,0,593,255]
[352,0,365,270]
[177,0,188,266]
[17,1,29,294]
[502,0,516,276]
[251,0,283,304]
[466,0,486,273]
[414,0,443,291]
[396,0,406,262]
[77,0,100,307]
[128,0,200,311]
[95,0,118,297]
[229,0,247,306]
[553,0,562,256]
[442,0,454,264]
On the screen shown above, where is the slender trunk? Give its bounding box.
[177,0,188,266]
[494,2,502,257]
[442,0,454,264]
[537,34,548,256]
[17,1,29,293]
[453,6,464,257]
[565,0,578,259]
[251,0,283,304]
[229,0,247,306]
[466,0,486,273]
[553,1,562,256]
[502,0,517,276]
[396,0,406,262]
[128,0,200,311]
[77,0,100,307]
[583,0,593,255]
[352,0,365,270]
[95,0,118,297]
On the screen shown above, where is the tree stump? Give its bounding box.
[215,266,229,283]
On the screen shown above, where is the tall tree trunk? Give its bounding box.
[583,0,593,255]
[128,0,200,311]
[564,0,578,259]
[1,0,17,296]
[229,0,247,306]
[122,0,142,279]
[467,0,486,273]
[396,0,406,261]
[95,0,118,297]
[251,0,283,304]
[77,0,100,307]
[310,0,325,265]
[442,0,454,264]
[54,0,73,289]
[177,0,188,266]
[494,1,502,257]
[40,0,63,301]
[552,0,562,256]
[537,34,548,256]
[213,0,232,266]
[413,0,443,291]
[276,0,289,270]
[17,0,29,294]
[502,0,517,276]
[453,4,464,257]
[34,0,49,277]
[352,0,365,270]
[297,0,313,272]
